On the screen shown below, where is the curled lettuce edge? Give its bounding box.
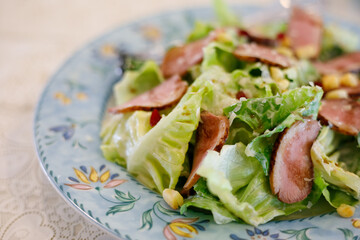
[311,127,360,200]
[113,60,164,105]
[100,111,153,167]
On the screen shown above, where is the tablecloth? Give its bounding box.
[0,0,359,239]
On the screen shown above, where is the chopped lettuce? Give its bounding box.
[100,111,152,167]
[198,67,238,115]
[285,60,320,89]
[202,144,262,192]
[187,21,214,43]
[311,127,360,200]
[320,24,359,61]
[224,86,323,173]
[213,0,242,27]
[181,197,238,224]
[322,187,359,208]
[224,86,323,134]
[232,64,280,99]
[113,61,164,105]
[181,178,237,224]
[201,42,243,73]
[254,21,287,38]
[195,143,320,225]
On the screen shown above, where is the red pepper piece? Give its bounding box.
[150,109,162,127]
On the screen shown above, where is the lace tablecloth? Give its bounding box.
[0,0,359,239]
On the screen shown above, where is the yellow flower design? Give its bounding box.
[54,92,72,105]
[54,91,88,105]
[163,218,200,240]
[100,44,117,57]
[75,92,88,101]
[65,165,126,190]
[141,25,162,41]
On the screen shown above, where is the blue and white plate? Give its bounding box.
[34,4,360,240]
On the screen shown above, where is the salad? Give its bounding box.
[100,0,360,226]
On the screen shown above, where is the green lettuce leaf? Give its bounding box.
[196,143,317,225]
[254,21,287,38]
[126,76,212,193]
[322,186,359,208]
[187,21,214,43]
[311,127,360,200]
[198,67,238,115]
[224,86,322,134]
[320,24,359,61]
[100,111,153,167]
[232,64,280,99]
[213,0,242,27]
[181,197,237,224]
[202,144,261,193]
[180,178,237,224]
[284,60,320,89]
[225,86,323,173]
[113,61,164,105]
[201,42,243,73]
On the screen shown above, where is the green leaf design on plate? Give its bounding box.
[280,227,315,240]
[114,189,137,202]
[139,209,153,230]
[338,228,354,240]
[106,202,136,215]
[155,202,180,216]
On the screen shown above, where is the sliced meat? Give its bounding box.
[238,29,278,47]
[314,52,360,75]
[287,6,322,59]
[182,112,230,192]
[319,99,360,136]
[108,75,188,114]
[161,31,218,78]
[234,43,292,68]
[270,119,321,204]
[343,84,360,99]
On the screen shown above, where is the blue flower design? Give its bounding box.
[230,227,284,240]
[45,118,96,148]
[49,124,75,140]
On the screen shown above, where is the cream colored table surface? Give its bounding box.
[0,1,359,239]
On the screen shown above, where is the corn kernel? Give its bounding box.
[162,189,184,210]
[276,79,290,92]
[322,74,340,91]
[352,219,360,228]
[281,36,291,47]
[295,45,317,59]
[340,73,359,87]
[337,204,355,218]
[216,32,232,44]
[270,67,284,81]
[276,46,294,58]
[325,89,349,100]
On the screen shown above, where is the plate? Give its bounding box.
[34,4,360,240]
